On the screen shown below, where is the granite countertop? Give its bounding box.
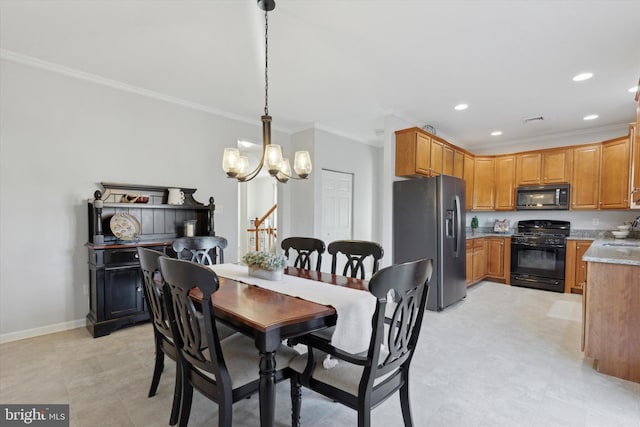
[466,232,512,239]
[582,239,640,266]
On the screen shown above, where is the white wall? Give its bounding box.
[0,59,292,340]
[312,129,379,242]
[0,57,383,341]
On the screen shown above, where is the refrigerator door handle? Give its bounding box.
[454,194,462,257]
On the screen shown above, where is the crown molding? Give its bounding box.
[0,48,295,134]
[465,123,630,151]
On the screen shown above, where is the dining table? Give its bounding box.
[189,266,369,427]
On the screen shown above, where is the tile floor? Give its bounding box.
[1,281,639,426]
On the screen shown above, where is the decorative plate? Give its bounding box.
[109,213,141,241]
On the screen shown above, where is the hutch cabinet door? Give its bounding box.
[104,266,144,319]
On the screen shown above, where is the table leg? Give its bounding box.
[259,350,276,427]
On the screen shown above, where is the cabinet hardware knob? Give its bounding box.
[136,287,142,292]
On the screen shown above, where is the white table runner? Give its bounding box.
[209,263,376,354]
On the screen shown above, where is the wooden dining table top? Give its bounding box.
[189,266,368,334]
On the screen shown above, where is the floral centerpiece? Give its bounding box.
[242,250,287,281]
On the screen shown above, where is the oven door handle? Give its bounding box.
[512,242,566,249]
[513,275,561,285]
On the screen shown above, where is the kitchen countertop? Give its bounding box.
[582,239,640,266]
[466,232,512,239]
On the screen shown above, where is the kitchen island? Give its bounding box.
[582,239,640,383]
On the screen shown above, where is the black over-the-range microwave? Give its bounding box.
[515,184,570,210]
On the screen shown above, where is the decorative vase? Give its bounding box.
[472,228,477,236]
[248,266,283,281]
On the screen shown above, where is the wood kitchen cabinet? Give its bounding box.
[466,237,510,286]
[599,136,631,209]
[631,123,640,208]
[632,87,640,208]
[466,240,473,285]
[443,143,454,176]
[583,261,640,383]
[542,148,572,184]
[486,236,510,283]
[395,128,443,177]
[516,149,572,186]
[430,137,444,176]
[466,238,487,286]
[453,149,465,179]
[463,153,475,210]
[494,155,516,210]
[571,144,601,210]
[515,152,541,185]
[564,239,592,294]
[472,157,495,210]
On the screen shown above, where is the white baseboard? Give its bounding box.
[0,319,86,344]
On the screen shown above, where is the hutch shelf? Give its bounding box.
[85,182,216,337]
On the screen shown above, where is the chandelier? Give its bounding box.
[222,0,312,183]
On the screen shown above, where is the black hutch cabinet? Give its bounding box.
[86,182,216,337]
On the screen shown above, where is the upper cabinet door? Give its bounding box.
[599,136,631,209]
[472,157,495,210]
[516,153,542,185]
[495,155,516,210]
[453,149,465,179]
[571,145,601,210]
[463,154,475,211]
[542,149,572,184]
[395,128,436,177]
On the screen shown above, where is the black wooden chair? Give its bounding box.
[137,247,181,426]
[281,237,326,271]
[157,256,298,427]
[327,240,384,279]
[172,236,227,265]
[289,257,433,427]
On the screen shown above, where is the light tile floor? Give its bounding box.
[1,282,639,426]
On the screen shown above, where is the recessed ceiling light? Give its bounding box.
[454,104,468,111]
[491,131,502,136]
[629,86,639,93]
[583,114,599,121]
[573,72,593,82]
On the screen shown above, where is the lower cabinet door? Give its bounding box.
[104,267,144,319]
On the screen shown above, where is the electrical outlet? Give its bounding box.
[592,218,599,226]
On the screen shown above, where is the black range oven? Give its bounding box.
[510,220,570,293]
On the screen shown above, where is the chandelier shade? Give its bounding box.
[221,0,311,183]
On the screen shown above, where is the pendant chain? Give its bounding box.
[264,10,269,116]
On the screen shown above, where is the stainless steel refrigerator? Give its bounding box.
[393,175,467,311]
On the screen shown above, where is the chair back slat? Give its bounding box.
[365,258,432,383]
[138,247,172,339]
[158,256,231,384]
[281,237,325,271]
[173,236,228,265]
[327,240,384,279]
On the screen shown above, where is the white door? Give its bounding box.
[321,169,353,272]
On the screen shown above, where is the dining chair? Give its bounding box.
[327,240,384,279]
[281,237,326,271]
[289,257,433,427]
[137,247,181,426]
[157,256,298,427]
[172,236,227,265]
